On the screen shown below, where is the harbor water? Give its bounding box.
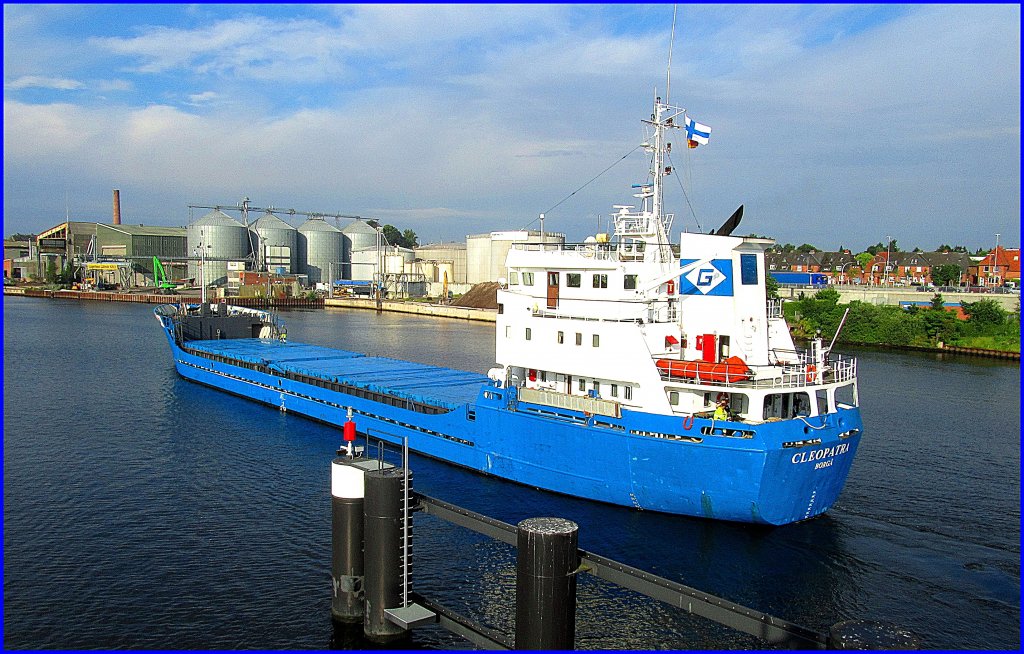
[3,297,1019,649]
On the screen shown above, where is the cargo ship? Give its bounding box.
[155,97,863,525]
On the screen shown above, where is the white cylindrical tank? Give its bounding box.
[298,218,344,285]
[341,220,378,280]
[384,246,414,275]
[466,230,566,283]
[466,233,493,284]
[417,260,437,282]
[349,246,377,281]
[437,261,454,284]
[414,242,467,283]
[187,209,250,286]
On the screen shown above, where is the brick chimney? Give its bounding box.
[112,189,121,225]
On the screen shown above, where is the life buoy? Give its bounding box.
[682,415,694,431]
[806,365,817,383]
[716,392,729,403]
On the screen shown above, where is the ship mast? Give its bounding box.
[639,97,681,264]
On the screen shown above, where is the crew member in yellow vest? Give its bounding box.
[714,398,730,421]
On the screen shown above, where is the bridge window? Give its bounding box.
[763,392,812,420]
[593,274,608,289]
[835,383,856,409]
[567,273,581,288]
[816,389,829,416]
[624,274,637,290]
[740,254,758,285]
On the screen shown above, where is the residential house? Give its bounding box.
[816,251,859,284]
[969,247,1021,287]
[894,251,933,285]
[923,251,973,287]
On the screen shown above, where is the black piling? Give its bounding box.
[828,620,921,649]
[514,517,579,650]
[362,466,410,643]
[330,457,366,623]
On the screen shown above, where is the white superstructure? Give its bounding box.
[495,98,858,425]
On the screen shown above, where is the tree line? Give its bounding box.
[783,287,1020,353]
[759,239,992,256]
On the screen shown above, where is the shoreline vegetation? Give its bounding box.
[783,286,1020,356]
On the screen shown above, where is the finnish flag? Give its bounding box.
[684,115,712,145]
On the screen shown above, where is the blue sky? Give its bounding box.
[3,3,1020,251]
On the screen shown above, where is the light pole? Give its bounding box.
[885,235,893,286]
[993,233,1001,286]
[196,245,208,304]
[839,261,857,286]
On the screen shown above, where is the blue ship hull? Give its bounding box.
[158,318,862,525]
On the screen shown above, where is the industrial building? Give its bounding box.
[91,223,188,286]
[7,188,576,295]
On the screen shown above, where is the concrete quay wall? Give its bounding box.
[324,297,497,322]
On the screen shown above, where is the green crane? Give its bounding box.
[153,257,175,291]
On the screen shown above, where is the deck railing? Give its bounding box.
[656,353,857,389]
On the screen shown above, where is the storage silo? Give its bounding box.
[298,218,344,285]
[251,211,297,274]
[384,246,415,275]
[414,242,467,283]
[187,209,250,286]
[488,230,565,282]
[341,220,378,280]
[466,233,493,284]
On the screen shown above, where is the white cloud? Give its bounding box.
[186,91,220,105]
[5,75,84,91]
[92,16,352,81]
[94,79,133,92]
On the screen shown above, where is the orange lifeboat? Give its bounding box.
[656,355,753,383]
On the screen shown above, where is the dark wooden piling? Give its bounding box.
[514,517,579,650]
[362,467,410,642]
[330,457,366,623]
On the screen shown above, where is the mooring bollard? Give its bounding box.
[330,456,392,623]
[515,517,579,650]
[828,619,921,649]
[362,467,410,642]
